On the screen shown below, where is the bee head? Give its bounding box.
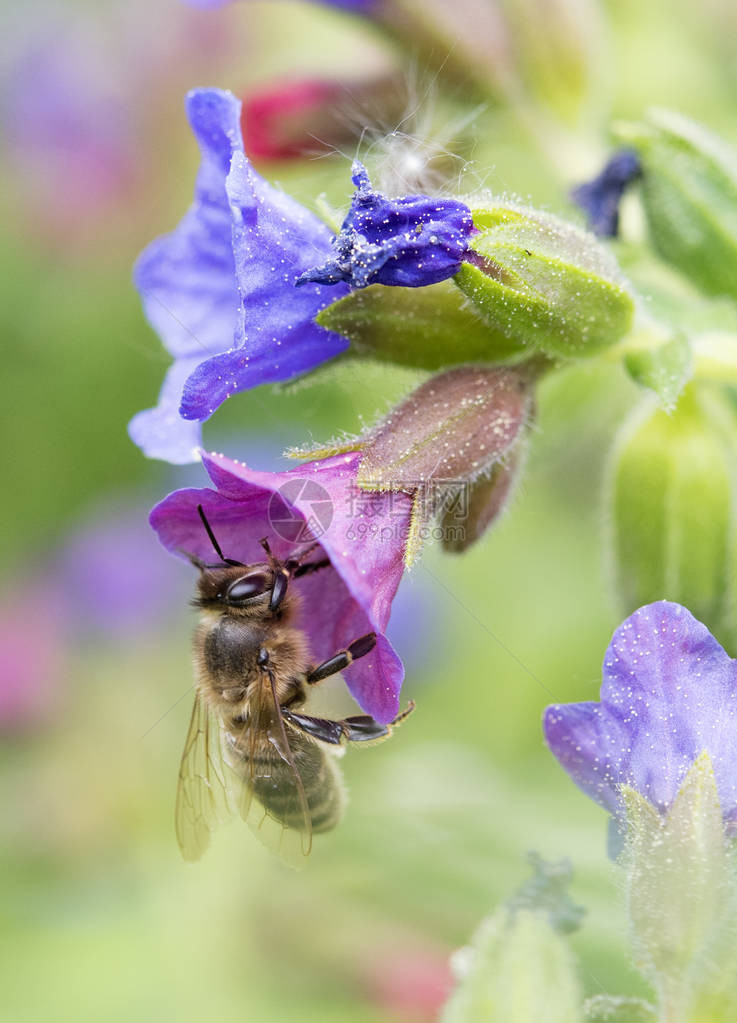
[184,506,290,614]
[193,563,275,610]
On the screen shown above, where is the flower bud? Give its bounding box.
[357,366,531,488]
[442,908,582,1023]
[240,71,408,162]
[613,109,737,301]
[439,449,523,554]
[455,203,634,359]
[571,149,642,238]
[291,366,533,565]
[358,366,533,564]
[608,385,737,651]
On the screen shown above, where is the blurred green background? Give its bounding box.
[2,0,736,1020]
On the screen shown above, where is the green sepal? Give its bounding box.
[613,109,737,303]
[316,280,524,370]
[455,202,634,359]
[621,754,737,1021]
[623,753,727,986]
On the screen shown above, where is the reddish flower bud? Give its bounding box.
[241,71,407,162]
[357,365,533,563]
[358,366,531,489]
[440,448,524,554]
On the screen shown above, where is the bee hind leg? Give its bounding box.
[343,701,415,743]
[283,702,415,747]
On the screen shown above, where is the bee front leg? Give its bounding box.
[306,632,377,685]
[261,537,330,612]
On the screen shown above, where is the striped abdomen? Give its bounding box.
[248,730,346,834]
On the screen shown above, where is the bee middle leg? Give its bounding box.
[306,632,377,685]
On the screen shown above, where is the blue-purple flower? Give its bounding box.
[544,601,737,822]
[57,502,189,640]
[571,149,642,238]
[132,88,476,465]
[297,162,476,289]
[131,88,349,464]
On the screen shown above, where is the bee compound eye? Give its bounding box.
[226,573,269,603]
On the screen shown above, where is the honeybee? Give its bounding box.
[176,505,413,864]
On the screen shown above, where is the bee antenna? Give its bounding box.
[197,504,244,567]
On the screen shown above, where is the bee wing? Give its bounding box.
[175,694,237,861]
[235,669,313,869]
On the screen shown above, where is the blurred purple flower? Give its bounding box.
[296,162,476,289]
[4,7,235,250]
[0,584,66,731]
[571,150,642,238]
[131,88,349,464]
[544,601,737,822]
[57,503,189,641]
[5,30,136,243]
[150,449,411,722]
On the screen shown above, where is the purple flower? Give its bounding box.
[571,149,642,238]
[56,502,189,640]
[5,30,136,246]
[297,162,476,289]
[150,449,411,722]
[131,88,349,464]
[544,601,737,822]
